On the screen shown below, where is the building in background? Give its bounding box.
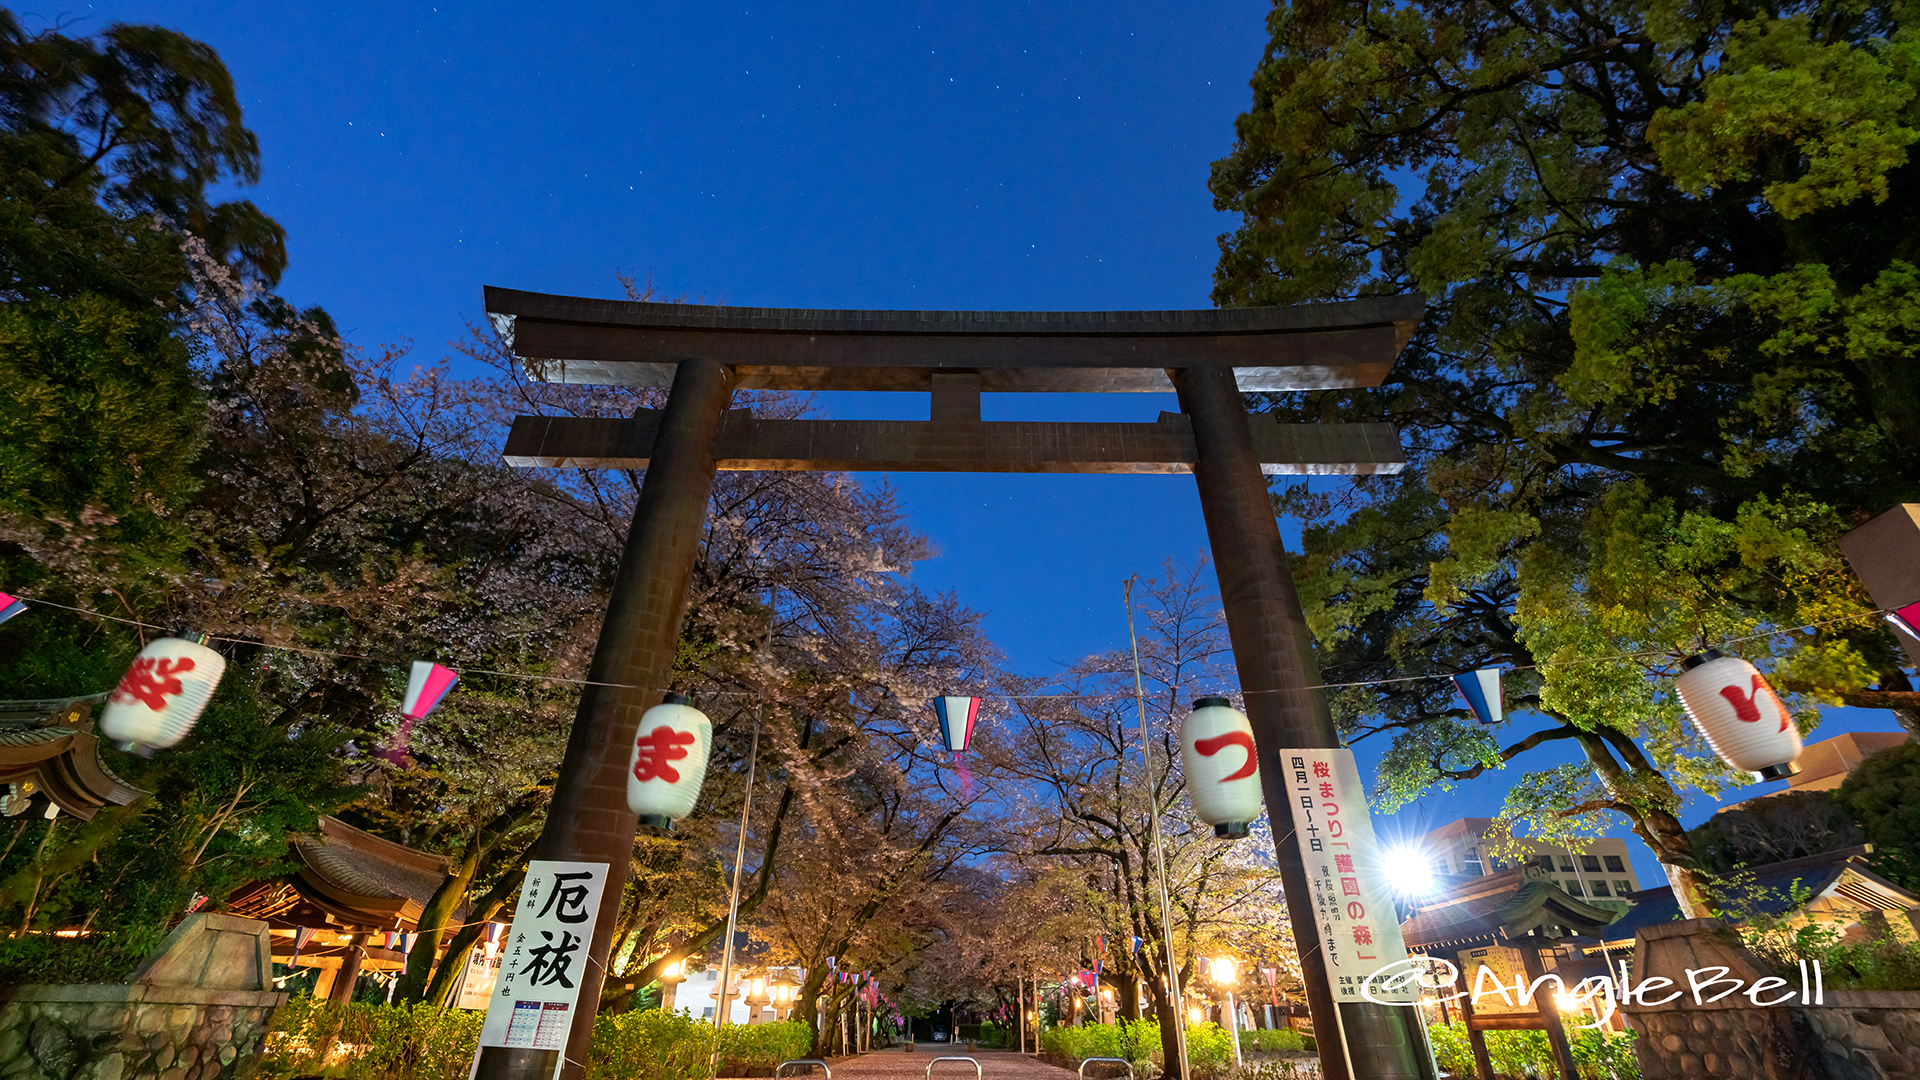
[1777,730,1909,793]
[1421,818,1642,913]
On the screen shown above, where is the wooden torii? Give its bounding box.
[475,286,1430,1080]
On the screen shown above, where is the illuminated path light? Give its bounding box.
[474,288,1428,1080]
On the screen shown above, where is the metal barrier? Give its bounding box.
[1079,1058,1136,1078]
[926,1056,983,1079]
[775,1060,833,1079]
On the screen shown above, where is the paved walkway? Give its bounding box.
[811,1047,1080,1078]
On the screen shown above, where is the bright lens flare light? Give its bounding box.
[1383,846,1439,896]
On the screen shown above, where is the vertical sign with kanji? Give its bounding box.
[477,860,610,1051]
[1279,748,1414,1002]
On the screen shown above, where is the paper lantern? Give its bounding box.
[626,693,713,829]
[0,593,24,625]
[1180,696,1263,838]
[932,696,979,752]
[100,636,226,752]
[402,661,460,719]
[1674,650,1802,780]
[1452,667,1504,725]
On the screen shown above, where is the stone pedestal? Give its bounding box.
[0,913,287,1080]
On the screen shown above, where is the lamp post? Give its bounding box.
[770,969,800,1021]
[1215,956,1243,1068]
[710,971,741,1025]
[659,960,687,1014]
[744,973,772,1025]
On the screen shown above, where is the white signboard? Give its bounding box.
[1279,748,1414,1002]
[477,860,610,1050]
[454,946,501,1010]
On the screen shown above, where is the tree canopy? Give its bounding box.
[1210,0,1920,913]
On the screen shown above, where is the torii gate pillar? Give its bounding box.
[1176,362,1429,1080]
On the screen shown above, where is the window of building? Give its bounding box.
[1432,857,1450,876]
[1528,854,1554,870]
[1616,880,1633,894]
[1563,879,1584,895]
[1559,856,1575,872]
[1581,854,1603,873]
[1605,855,1626,873]
[1464,848,1483,876]
[1591,881,1611,897]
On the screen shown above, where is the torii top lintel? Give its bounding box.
[484,286,1425,393]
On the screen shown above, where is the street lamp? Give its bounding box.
[744,973,772,1025]
[770,969,801,1020]
[1214,956,1243,1067]
[660,960,687,1014]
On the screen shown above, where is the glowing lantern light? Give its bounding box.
[0,593,25,625]
[1452,667,1504,725]
[1674,649,1802,781]
[1180,696,1263,838]
[100,635,226,752]
[626,693,713,829]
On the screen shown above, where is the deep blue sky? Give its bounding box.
[69,0,1907,885]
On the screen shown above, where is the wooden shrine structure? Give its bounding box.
[1401,866,1621,1080]
[0,697,144,820]
[479,286,1427,1080]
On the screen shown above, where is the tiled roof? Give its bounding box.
[1401,867,1621,950]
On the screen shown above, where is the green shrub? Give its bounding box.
[1240,1027,1306,1053]
[714,1019,812,1072]
[592,1008,720,1079]
[257,996,750,1080]
[0,926,165,986]
[1423,1021,1639,1080]
[259,996,484,1080]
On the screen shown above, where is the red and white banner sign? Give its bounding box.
[1279,748,1413,1002]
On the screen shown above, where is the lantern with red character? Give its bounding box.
[1180,697,1263,838]
[100,634,227,752]
[627,693,713,829]
[1674,649,1803,781]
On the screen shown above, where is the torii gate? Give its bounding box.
[474,286,1432,1080]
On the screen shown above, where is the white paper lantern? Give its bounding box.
[626,693,714,829]
[100,636,227,751]
[1180,697,1263,838]
[1674,650,1802,780]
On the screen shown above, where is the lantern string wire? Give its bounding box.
[10,592,1901,705]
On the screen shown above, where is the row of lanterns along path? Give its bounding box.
[0,590,1804,815]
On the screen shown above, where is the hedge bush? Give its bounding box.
[259,996,809,1080]
[1426,1020,1639,1080]
[1239,1027,1306,1053]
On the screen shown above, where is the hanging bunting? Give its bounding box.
[1887,601,1920,642]
[0,593,24,625]
[101,634,227,753]
[383,661,462,766]
[1451,667,1504,725]
[930,695,980,799]
[289,927,316,965]
[402,661,461,719]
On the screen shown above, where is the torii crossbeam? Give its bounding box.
[477,286,1432,1080]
